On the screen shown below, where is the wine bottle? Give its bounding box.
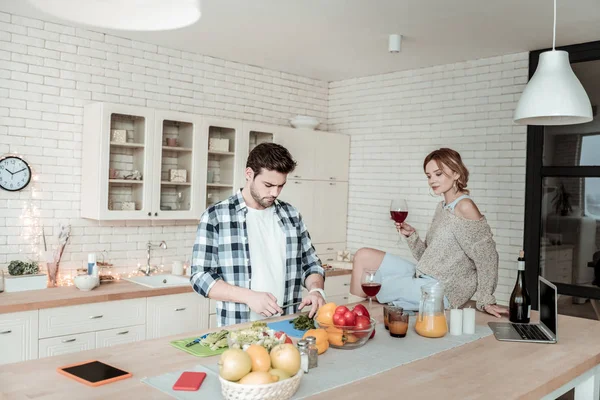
[509,250,531,323]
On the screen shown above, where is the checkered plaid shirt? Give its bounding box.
[190,191,325,327]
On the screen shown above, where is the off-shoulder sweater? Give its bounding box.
[406,202,499,310]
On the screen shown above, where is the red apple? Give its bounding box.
[343,310,357,327]
[370,327,376,339]
[334,305,349,315]
[354,315,371,338]
[353,304,370,318]
[332,312,346,327]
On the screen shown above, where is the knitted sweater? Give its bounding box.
[406,202,499,310]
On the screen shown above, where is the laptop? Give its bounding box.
[488,276,557,344]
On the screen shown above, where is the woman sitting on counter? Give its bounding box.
[350,148,508,318]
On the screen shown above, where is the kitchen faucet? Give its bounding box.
[140,241,167,276]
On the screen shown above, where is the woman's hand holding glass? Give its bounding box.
[396,221,415,237]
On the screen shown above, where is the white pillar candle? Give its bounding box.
[450,309,463,335]
[462,307,476,334]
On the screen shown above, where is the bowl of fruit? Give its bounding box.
[314,303,376,349]
[218,343,303,400]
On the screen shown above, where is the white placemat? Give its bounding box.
[141,321,492,399]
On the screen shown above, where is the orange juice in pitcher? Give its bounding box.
[415,282,447,338]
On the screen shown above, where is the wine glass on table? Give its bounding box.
[361,270,381,313]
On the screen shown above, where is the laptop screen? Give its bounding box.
[539,278,557,335]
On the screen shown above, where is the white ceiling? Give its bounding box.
[1,0,600,82]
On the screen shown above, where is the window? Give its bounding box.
[580,135,600,219]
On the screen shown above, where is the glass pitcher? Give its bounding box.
[415,281,447,338]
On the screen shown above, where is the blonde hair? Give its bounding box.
[423,148,470,194]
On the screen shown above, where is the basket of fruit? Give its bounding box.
[314,303,376,349]
[218,343,303,400]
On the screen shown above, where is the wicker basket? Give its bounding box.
[219,369,304,400]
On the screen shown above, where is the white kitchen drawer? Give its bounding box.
[313,242,346,256]
[0,310,39,365]
[39,298,146,339]
[96,324,146,349]
[320,253,338,263]
[209,299,217,313]
[39,332,95,358]
[325,275,351,297]
[328,294,349,305]
[146,293,208,339]
[558,249,573,261]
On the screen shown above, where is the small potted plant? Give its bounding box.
[552,183,573,216]
[4,260,48,292]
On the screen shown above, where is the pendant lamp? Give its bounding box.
[513,0,592,125]
[27,0,201,31]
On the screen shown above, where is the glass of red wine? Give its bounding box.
[390,199,408,224]
[361,269,381,313]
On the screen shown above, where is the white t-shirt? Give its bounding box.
[246,206,286,321]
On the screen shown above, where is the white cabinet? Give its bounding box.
[152,110,206,220]
[279,180,316,231]
[312,181,349,244]
[39,298,146,339]
[276,127,317,180]
[96,324,146,349]
[314,132,350,182]
[82,103,207,220]
[146,293,209,339]
[0,310,38,365]
[39,332,95,359]
[203,118,244,208]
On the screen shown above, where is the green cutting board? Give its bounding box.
[169,335,228,357]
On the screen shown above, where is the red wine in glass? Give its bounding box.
[361,270,380,313]
[390,211,408,223]
[361,282,382,297]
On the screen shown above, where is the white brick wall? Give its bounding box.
[328,54,530,305]
[0,12,328,277]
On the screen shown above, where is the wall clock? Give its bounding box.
[0,155,32,191]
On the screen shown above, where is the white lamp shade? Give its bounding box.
[27,0,201,31]
[514,50,593,126]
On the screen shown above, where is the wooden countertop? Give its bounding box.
[2,305,600,399]
[0,269,352,314]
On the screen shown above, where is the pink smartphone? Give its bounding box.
[173,371,207,391]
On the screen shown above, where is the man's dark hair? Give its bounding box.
[246,142,297,177]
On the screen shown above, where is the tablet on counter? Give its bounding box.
[57,360,132,387]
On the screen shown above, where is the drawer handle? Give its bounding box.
[329,182,336,186]
[343,283,350,286]
[62,338,76,343]
[89,315,104,319]
[329,177,336,180]
[0,330,12,334]
[117,330,129,335]
[175,307,186,311]
[293,175,301,178]
[326,258,334,261]
[294,181,301,184]
[326,247,334,250]
[343,297,348,300]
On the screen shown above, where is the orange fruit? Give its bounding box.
[327,332,347,347]
[245,344,271,372]
[346,333,359,343]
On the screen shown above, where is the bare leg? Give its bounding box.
[350,247,386,297]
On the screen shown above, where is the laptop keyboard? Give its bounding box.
[512,324,551,341]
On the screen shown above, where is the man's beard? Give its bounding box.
[250,182,275,208]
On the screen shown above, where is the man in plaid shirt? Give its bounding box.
[191,143,326,327]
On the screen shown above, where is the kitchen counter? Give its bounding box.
[0,269,352,314]
[2,305,600,399]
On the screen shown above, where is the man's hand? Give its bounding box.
[246,291,283,317]
[299,291,325,318]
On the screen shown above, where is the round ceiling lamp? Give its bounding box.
[513,0,592,126]
[27,0,202,31]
